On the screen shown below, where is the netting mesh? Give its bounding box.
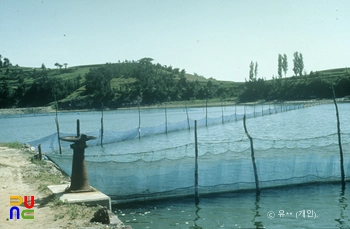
[28,103,304,153]
[46,132,350,202]
[50,140,350,201]
[27,102,350,203]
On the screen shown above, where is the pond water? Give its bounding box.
[116,182,349,229]
[1,102,350,228]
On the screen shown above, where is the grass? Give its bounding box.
[110,77,136,89]
[51,197,97,221]
[162,97,238,107]
[24,158,66,193]
[0,141,23,149]
[24,153,101,223]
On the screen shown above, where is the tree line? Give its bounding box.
[1,53,349,109]
[0,57,239,109]
[239,52,350,102]
[0,59,80,107]
[69,58,238,109]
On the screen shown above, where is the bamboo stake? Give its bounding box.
[186,104,190,130]
[332,85,345,188]
[55,102,62,155]
[235,103,237,121]
[194,120,199,205]
[165,106,168,134]
[243,115,260,195]
[221,101,224,124]
[38,144,42,161]
[138,102,141,139]
[205,99,208,127]
[101,102,104,147]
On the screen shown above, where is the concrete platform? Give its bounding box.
[48,184,111,210]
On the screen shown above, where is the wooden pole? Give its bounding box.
[165,106,168,134]
[186,104,190,130]
[243,115,260,195]
[221,101,224,124]
[194,120,199,205]
[205,99,208,127]
[55,103,62,155]
[101,102,104,147]
[235,103,237,121]
[38,144,42,161]
[332,85,345,188]
[138,102,141,139]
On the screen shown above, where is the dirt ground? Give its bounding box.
[0,146,130,229]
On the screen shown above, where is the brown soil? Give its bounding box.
[0,146,130,229]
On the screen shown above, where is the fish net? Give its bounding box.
[46,133,350,203]
[27,102,350,203]
[28,103,304,153]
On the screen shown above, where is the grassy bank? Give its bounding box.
[0,141,22,148]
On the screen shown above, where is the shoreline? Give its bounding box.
[0,145,131,229]
[0,98,348,116]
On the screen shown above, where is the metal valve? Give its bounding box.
[60,134,96,192]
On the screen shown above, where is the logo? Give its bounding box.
[9,196,35,220]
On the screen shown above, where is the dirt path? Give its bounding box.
[0,146,130,229]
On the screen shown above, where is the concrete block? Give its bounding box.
[48,184,111,210]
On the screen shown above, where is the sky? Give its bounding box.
[1,0,349,82]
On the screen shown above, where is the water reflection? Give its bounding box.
[252,194,264,228]
[335,185,348,228]
[116,183,350,228]
[191,205,202,229]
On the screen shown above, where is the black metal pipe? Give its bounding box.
[60,134,96,192]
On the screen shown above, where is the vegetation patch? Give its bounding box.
[0,141,23,149]
[1,54,349,109]
[23,153,102,226]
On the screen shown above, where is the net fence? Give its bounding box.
[46,132,350,203]
[28,103,305,153]
[28,102,350,203]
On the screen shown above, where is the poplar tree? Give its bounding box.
[254,62,258,80]
[298,53,304,76]
[293,52,304,76]
[249,61,254,82]
[282,54,288,77]
[278,54,283,79]
[293,52,298,76]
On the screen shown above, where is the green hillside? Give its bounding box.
[0,59,241,109]
[0,57,349,109]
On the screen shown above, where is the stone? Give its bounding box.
[90,207,110,224]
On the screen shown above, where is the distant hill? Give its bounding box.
[0,57,349,109]
[0,59,241,109]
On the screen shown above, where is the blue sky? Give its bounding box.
[1,0,349,82]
